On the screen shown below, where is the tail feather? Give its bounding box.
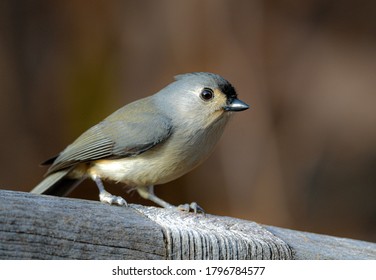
[31,170,83,197]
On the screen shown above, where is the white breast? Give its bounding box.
[88,113,230,187]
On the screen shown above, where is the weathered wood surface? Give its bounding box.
[0,190,292,260]
[133,205,292,260]
[0,190,165,259]
[265,226,376,260]
[0,189,375,259]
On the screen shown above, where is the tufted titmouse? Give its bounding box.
[31,72,249,212]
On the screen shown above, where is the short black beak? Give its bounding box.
[224,98,249,112]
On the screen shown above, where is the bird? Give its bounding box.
[31,72,249,212]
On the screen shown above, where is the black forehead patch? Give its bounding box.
[217,79,237,99]
[174,72,238,99]
[201,72,237,99]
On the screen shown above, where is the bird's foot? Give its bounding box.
[99,190,128,206]
[92,175,127,206]
[136,186,204,213]
[177,202,205,214]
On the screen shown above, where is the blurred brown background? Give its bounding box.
[1,0,375,242]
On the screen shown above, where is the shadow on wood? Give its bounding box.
[0,190,375,259]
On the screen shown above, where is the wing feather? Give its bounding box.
[45,109,172,174]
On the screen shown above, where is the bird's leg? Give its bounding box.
[92,175,127,206]
[137,185,174,209]
[137,186,204,213]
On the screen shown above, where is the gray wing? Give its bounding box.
[46,111,172,174]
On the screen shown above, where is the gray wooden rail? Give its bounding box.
[0,189,375,259]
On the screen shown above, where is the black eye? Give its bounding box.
[200,88,214,101]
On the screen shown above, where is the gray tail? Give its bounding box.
[31,170,83,197]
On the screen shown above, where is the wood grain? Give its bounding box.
[1,189,374,259]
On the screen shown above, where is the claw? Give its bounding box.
[93,175,127,206]
[99,190,128,206]
[136,186,204,213]
[177,202,205,214]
